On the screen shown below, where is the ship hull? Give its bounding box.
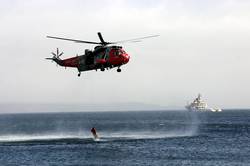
[186,106,222,112]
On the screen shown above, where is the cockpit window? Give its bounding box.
[113,49,122,56]
[118,50,122,55]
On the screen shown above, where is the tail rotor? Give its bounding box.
[46,48,63,61]
[46,48,64,67]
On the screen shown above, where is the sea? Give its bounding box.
[0,109,249,166]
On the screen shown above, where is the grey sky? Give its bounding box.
[0,0,250,109]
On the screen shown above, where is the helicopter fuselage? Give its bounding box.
[56,46,130,74]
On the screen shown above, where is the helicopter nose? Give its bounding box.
[123,53,130,64]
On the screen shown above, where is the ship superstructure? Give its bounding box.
[186,94,222,112]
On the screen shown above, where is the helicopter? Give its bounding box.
[46,32,158,77]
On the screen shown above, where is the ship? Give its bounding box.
[185,94,222,112]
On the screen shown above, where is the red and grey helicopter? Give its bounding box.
[46,32,158,76]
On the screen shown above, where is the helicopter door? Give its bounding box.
[103,49,109,60]
[98,51,106,60]
[85,50,94,65]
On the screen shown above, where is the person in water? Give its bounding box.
[91,127,99,139]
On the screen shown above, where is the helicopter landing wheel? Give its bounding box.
[117,68,121,72]
[78,73,81,77]
[101,68,105,72]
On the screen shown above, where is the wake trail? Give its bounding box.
[0,131,196,143]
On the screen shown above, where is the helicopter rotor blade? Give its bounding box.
[47,33,158,46]
[45,58,55,63]
[58,52,64,57]
[130,40,142,43]
[97,32,106,45]
[51,52,57,56]
[47,36,101,45]
[113,35,159,44]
